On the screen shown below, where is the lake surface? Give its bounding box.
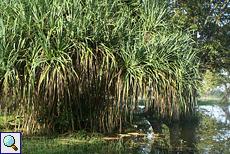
[118,105,230,153]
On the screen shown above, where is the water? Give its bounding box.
[119,105,230,153]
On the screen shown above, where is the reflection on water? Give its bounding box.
[196,105,230,153]
[122,105,230,153]
[198,105,230,124]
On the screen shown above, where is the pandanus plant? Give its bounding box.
[0,0,200,134]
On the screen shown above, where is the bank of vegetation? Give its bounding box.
[0,0,200,135]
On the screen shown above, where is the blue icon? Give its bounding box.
[3,135,18,151]
[1,132,21,154]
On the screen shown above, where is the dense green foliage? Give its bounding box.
[168,0,230,104]
[0,0,200,134]
[168,0,230,72]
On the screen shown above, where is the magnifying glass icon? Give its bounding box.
[3,135,18,151]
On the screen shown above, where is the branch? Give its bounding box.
[220,86,230,104]
[203,0,222,28]
[215,0,229,25]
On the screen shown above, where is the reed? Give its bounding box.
[0,0,200,135]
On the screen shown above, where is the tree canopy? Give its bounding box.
[168,0,230,72]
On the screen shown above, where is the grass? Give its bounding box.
[3,100,230,154]
[0,122,143,154]
[21,131,132,154]
[0,116,161,154]
[21,131,191,154]
[197,100,223,106]
[197,96,230,106]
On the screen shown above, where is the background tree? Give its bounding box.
[168,0,230,72]
[168,0,230,104]
[200,69,230,103]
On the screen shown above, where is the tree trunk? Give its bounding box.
[220,86,230,104]
[172,101,179,121]
[168,123,180,147]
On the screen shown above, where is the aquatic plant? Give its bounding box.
[0,0,200,134]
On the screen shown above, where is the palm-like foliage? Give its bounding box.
[0,0,200,134]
